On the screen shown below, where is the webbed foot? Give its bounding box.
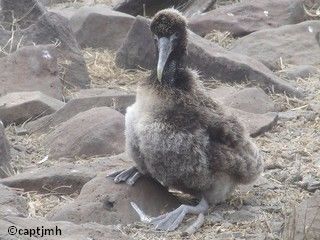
[131,197,209,234]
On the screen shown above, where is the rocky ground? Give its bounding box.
[0,0,320,239]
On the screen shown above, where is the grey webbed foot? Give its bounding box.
[107,166,141,186]
[131,197,209,234]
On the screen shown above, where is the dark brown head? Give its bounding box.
[150,9,188,85]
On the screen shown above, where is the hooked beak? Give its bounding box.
[157,37,173,82]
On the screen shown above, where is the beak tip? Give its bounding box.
[157,68,163,82]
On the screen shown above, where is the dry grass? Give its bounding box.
[24,191,74,217]
[83,48,150,92]
[270,75,320,111]
[46,0,91,10]
[260,73,320,166]
[215,0,241,8]
[204,30,236,49]
[5,125,48,174]
[0,11,26,56]
[48,0,118,9]
[202,77,248,91]
[303,1,320,20]
[93,0,118,5]
[4,126,75,218]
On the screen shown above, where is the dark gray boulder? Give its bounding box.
[230,21,320,71]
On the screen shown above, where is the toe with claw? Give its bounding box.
[107,166,141,186]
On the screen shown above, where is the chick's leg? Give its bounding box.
[131,197,209,234]
[108,166,141,186]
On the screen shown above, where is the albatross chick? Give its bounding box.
[109,8,263,234]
